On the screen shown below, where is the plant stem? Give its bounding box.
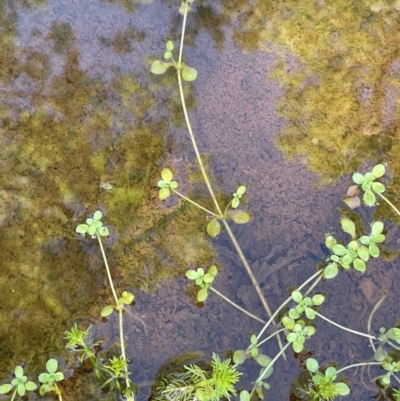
[336,361,381,375]
[176,0,281,351]
[209,286,266,324]
[367,292,386,353]
[377,192,400,216]
[96,233,119,305]
[172,189,219,217]
[96,232,133,400]
[257,327,287,348]
[314,311,378,340]
[11,389,16,401]
[253,342,291,388]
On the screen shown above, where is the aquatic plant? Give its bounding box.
[0,366,37,401]
[153,353,240,401]
[38,358,64,400]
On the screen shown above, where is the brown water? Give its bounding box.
[1,0,400,400]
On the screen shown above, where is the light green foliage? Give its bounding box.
[76,210,109,237]
[101,356,130,391]
[282,318,315,353]
[378,357,400,388]
[340,218,356,240]
[38,358,64,396]
[352,164,386,206]
[155,353,240,401]
[231,185,246,209]
[101,290,135,317]
[359,221,385,258]
[304,359,350,400]
[0,366,37,398]
[374,327,400,362]
[64,323,99,364]
[289,290,324,320]
[151,40,198,82]
[206,218,221,237]
[157,168,179,200]
[186,265,217,301]
[226,210,251,224]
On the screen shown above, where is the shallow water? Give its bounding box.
[1,0,400,400]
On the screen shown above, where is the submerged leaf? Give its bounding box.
[151,60,173,75]
[182,65,198,81]
[207,218,221,237]
[228,210,251,224]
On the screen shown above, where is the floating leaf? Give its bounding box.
[231,198,240,209]
[207,218,221,237]
[76,224,88,234]
[306,358,319,372]
[332,244,346,256]
[93,210,102,220]
[98,227,109,237]
[166,40,174,51]
[352,172,364,185]
[341,218,356,239]
[159,187,171,200]
[233,350,246,364]
[372,182,385,194]
[255,354,272,367]
[186,270,198,280]
[0,384,13,394]
[291,290,302,303]
[371,221,384,235]
[364,190,376,206]
[312,294,325,305]
[182,65,198,81]
[151,60,173,75]
[240,390,250,401]
[325,235,337,250]
[324,263,338,279]
[369,244,380,258]
[336,382,350,395]
[228,210,251,224]
[353,258,366,272]
[101,305,114,317]
[197,288,208,302]
[161,168,173,182]
[372,164,385,178]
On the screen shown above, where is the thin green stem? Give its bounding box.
[314,311,377,340]
[367,292,386,353]
[257,327,287,348]
[336,361,381,375]
[11,389,16,401]
[377,192,400,216]
[172,189,219,217]
[96,233,118,304]
[176,0,279,349]
[253,342,291,386]
[119,309,133,398]
[209,286,266,324]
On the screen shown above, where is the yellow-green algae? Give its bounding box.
[0,11,215,375]
[223,1,400,193]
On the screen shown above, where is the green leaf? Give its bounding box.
[166,40,174,51]
[255,354,272,367]
[372,164,385,178]
[333,244,346,256]
[306,358,319,372]
[237,185,246,195]
[372,182,385,194]
[208,265,218,276]
[387,328,400,341]
[305,308,316,319]
[312,294,325,305]
[54,372,64,381]
[374,233,386,243]
[371,221,384,235]
[197,288,208,302]
[228,210,251,224]
[15,366,23,378]
[286,333,297,343]
[25,381,37,391]
[98,227,109,237]
[374,345,388,362]
[353,258,366,272]
[293,341,304,353]
[38,373,50,383]
[336,382,350,395]
[250,334,258,345]
[203,273,215,284]
[325,235,337,250]
[289,309,300,319]
[282,316,295,330]
[170,181,178,189]
[186,270,198,280]
[0,384,13,394]
[341,218,356,239]
[240,390,250,401]
[233,350,246,364]
[357,245,370,262]
[325,366,337,378]
[161,168,173,182]
[182,65,198,81]
[101,305,114,317]
[88,226,97,236]
[46,359,58,374]
[250,347,259,358]
[119,291,134,305]
[93,210,102,220]
[207,218,221,237]
[231,198,240,209]
[76,224,88,234]
[151,60,173,75]
[352,172,364,184]
[17,383,25,396]
[359,235,370,245]
[364,190,376,206]
[324,263,338,279]
[159,187,171,200]
[291,290,302,303]
[369,244,380,258]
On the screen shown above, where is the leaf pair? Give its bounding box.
[157,168,178,200]
[76,210,109,237]
[186,265,217,302]
[101,291,135,317]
